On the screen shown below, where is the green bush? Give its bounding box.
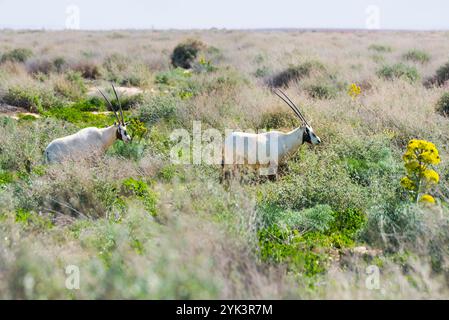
[402,49,430,64]
[368,44,392,53]
[1,48,33,63]
[259,204,335,233]
[108,140,145,160]
[254,66,271,78]
[53,71,87,100]
[170,39,206,69]
[336,137,399,187]
[436,92,449,116]
[72,60,102,79]
[138,95,179,126]
[306,83,338,99]
[2,86,63,112]
[259,110,297,130]
[268,61,326,88]
[0,118,76,173]
[44,105,113,127]
[377,63,419,82]
[427,61,449,86]
[122,177,158,216]
[72,96,106,112]
[0,170,14,186]
[110,93,144,111]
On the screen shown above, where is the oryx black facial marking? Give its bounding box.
[303,127,312,144]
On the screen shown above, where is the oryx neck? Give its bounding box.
[99,125,119,150]
[285,126,307,146]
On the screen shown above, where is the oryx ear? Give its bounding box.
[124,121,130,126]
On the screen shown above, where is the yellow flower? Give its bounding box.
[404,160,423,174]
[419,194,436,204]
[348,83,361,99]
[423,169,439,184]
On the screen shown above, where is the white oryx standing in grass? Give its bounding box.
[222,89,321,179]
[45,84,131,164]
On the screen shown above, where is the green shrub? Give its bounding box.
[259,204,335,233]
[254,66,271,78]
[2,86,63,112]
[72,96,106,112]
[436,92,449,116]
[110,93,144,111]
[53,71,87,100]
[1,48,33,63]
[259,150,368,214]
[268,61,326,88]
[0,170,14,186]
[428,61,449,86]
[127,118,148,141]
[402,49,430,64]
[336,137,399,187]
[0,118,74,173]
[44,105,113,127]
[27,59,57,75]
[122,178,158,216]
[72,60,101,79]
[306,83,337,99]
[170,39,206,69]
[108,140,145,160]
[368,44,392,53]
[377,63,419,82]
[53,57,67,72]
[259,110,297,130]
[138,95,179,126]
[155,68,192,86]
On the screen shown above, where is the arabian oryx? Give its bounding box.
[222,89,321,180]
[45,84,131,164]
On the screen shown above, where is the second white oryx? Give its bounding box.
[45,84,131,164]
[222,89,321,179]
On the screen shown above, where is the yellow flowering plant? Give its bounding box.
[400,139,441,204]
[348,83,361,99]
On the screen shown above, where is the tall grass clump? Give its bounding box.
[402,49,430,64]
[377,63,419,82]
[368,44,392,53]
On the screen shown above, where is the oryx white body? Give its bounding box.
[222,89,321,178]
[44,84,131,164]
[45,125,129,163]
[224,126,313,165]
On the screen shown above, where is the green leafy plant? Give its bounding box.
[368,44,392,53]
[402,49,430,64]
[377,63,419,82]
[122,178,158,216]
[128,118,148,141]
[1,48,33,63]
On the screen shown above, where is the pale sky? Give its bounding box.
[0,0,447,30]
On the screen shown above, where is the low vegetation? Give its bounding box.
[1,30,449,299]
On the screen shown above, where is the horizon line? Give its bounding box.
[1,27,449,32]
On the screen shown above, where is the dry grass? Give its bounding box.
[1,30,449,299]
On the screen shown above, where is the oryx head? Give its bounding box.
[273,89,321,145]
[98,84,132,143]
